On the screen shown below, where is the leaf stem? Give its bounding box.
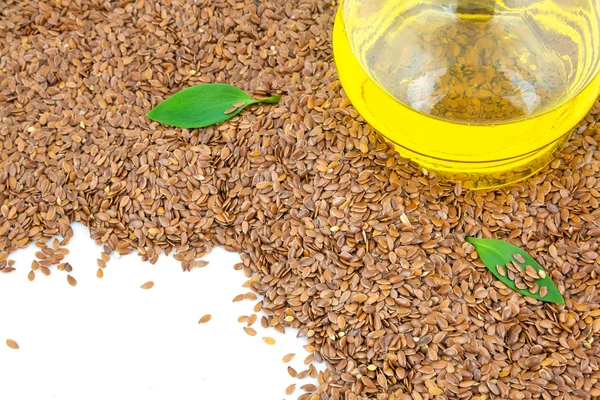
[253,95,281,104]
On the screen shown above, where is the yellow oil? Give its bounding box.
[333,0,600,188]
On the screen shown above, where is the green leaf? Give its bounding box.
[466,237,564,304]
[146,84,281,128]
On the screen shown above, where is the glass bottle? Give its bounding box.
[333,0,600,188]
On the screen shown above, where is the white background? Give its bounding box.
[0,223,320,400]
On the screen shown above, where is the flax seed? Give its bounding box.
[513,253,526,264]
[67,275,77,287]
[496,265,506,277]
[262,337,276,345]
[198,314,212,324]
[243,327,256,337]
[538,270,547,279]
[232,294,245,302]
[285,384,296,395]
[140,281,154,290]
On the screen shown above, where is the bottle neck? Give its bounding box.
[450,0,498,20]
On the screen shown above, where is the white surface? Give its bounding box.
[0,223,320,400]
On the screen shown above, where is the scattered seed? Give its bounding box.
[140,281,154,290]
[232,102,246,108]
[67,275,77,287]
[224,107,238,115]
[243,327,257,336]
[538,270,547,279]
[282,353,295,363]
[232,294,245,302]
[496,265,506,277]
[530,283,540,294]
[262,337,276,345]
[28,270,35,281]
[6,339,19,349]
[513,253,525,264]
[539,286,548,298]
[97,268,104,278]
[285,384,296,395]
[247,314,257,326]
[296,370,310,379]
[301,384,317,392]
[524,264,538,279]
[198,314,212,324]
[288,366,297,378]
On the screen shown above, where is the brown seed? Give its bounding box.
[238,315,248,323]
[243,327,256,336]
[282,353,295,363]
[296,370,310,379]
[496,265,506,277]
[232,294,245,302]
[285,384,296,395]
[140,281,154,289]
[245,292,257,300]
[539,286,548,298]
[513,253,526,264]
[96,268,104,278]
[232,102,246,108]
[6,339,19,349]
[198,314,212,324]
[287,366,297,378]
[41,267,51,276]
[262,337,276,345]
[525,265,538,279]
[28,270,35,281]
[67,275,77,287]
[538,270,547,279]
[224,107,238,115]
[530,283,539,294]
[301,384,317,392]
[247,314,257,326]
[506,262,518,273]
